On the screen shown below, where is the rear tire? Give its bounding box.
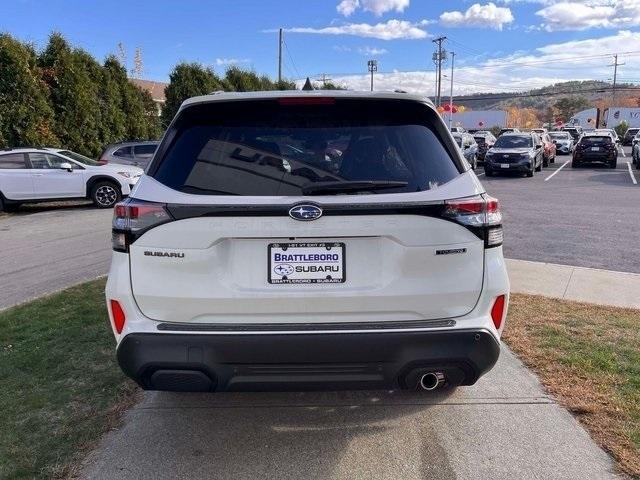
[609,160,617,169]
[543,156,549,168]
[571,160,580,168]
[90,181,121,208]
[535,158,542,172]
[526,166,534,177]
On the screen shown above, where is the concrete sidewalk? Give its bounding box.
[507,258,640,309]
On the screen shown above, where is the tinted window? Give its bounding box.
[113,147,132,157]
[474,136,486,144]
[153,99,460,196]
[28,153,76,169]
[581,136,611,145]
[59,150,99,166]
[0,153,26,169]
[133,144,157,155]
[494,135,533,148]
[549,133,569,140]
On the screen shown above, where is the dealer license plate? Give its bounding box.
[268,242,345,284]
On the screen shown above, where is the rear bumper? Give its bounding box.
[117,328,501,392]
[485,160,531,173]
[574,153,616,163]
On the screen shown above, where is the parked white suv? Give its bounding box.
[106,91,509,393]
[0,148,143,211]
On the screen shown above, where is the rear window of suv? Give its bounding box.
[152,98,461,196]
[581,136,611,145]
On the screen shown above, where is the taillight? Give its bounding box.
[443,194,503,248]
[109,299,126,334]
[491,295,506,330]
[112,198,173,252]
[98,158,108,165]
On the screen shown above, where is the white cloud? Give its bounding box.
[281,19,429,40]
[359,46,389,55]
[215,58,250,66]
[300,30,640,96]
[337,0,410,17]
[440,3,515,30]
[536,1,640,31]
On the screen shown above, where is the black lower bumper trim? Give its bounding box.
[117,329,500,392]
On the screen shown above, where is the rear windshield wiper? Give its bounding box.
[301,180,408,195]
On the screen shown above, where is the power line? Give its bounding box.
[283,40,301,79]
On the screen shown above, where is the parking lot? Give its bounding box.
[482,146,640,273]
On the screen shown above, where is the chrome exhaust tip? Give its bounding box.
[419,372,445,391]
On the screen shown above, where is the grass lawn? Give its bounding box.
[504,294,640,479]
[0,279,139,479]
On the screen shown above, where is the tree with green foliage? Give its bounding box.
[37,33,104,156]
[614,120,629,138]
[553,96,591,123]
[315,81,346,90]
[161,63,226,126]
[0,34,58,148]
[99,56,128,145]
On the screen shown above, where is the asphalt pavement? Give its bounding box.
[0,204,112,310]
[481,146,640,273]
[79,347,620,480]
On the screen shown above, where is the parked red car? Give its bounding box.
[539,133,557,166]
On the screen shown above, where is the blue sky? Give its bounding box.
[2,0,640,94]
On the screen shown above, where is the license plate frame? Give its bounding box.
[268,242,346,284]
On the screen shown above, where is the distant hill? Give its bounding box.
[446,80,633,111]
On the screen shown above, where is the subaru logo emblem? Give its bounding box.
[289,204,323,221]
[273,264,294,276]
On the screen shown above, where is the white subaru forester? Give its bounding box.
[106,91,509,393]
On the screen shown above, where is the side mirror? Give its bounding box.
[535,144,542,149]
[59,162,73,172]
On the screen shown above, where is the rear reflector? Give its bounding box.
[491,295,506,330]
[109,300,126,334]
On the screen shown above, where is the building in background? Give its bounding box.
[130,79,167,116]
[449,110,508,130]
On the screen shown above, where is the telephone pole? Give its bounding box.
[449,51,455,129]
[278,28,283,84]
[367,59,378,91]
[315,73,332,87]
[432,36,447,106]
[609,54,625,107]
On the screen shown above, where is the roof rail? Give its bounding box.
[2,146,48,151]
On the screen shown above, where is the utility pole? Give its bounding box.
[609,54,624,108]
[278,28,283,84]
[315,73,332,87]
[449,51,455,129]
[367,59,378,91]
[432,36,447,106]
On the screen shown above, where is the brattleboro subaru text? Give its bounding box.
[106,90,510,393]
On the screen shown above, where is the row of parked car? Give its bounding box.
[451,124,629,177]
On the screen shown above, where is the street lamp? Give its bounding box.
[367,59,378,92]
